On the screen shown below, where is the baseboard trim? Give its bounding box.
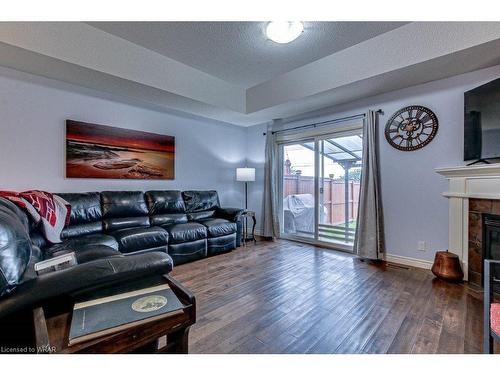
[254,233,433,271]
[384,253,433,270]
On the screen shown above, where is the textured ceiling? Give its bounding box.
[2,22,500,126]
[87,21,408,88]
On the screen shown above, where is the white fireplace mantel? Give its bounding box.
[436,163,500,281]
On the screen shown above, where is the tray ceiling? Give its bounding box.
[1,22,500,126]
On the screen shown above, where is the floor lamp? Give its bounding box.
[236,168,255,242]
[236,167,255,210]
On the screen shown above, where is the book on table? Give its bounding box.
[68,284,185,346]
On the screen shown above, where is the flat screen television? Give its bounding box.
[464,78,500,162]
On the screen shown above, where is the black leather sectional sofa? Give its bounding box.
[44,190,244,265]
[0,190,243,323]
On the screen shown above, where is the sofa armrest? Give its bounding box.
[0,251,173,319]
[215,207,245,222]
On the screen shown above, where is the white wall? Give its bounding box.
[3,60,500,264]
[0,68,247,208]
[246,64,500,263]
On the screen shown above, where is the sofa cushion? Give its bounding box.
[168,239,207,265]
[19,245,43,283]
[110,226,169,254]
[103,216,150,232]
[150,213,188,227]
[163,222,207,244]
[101,191,150,232]
[207,234,236,255]
[30,231,48,250]
[188,211,215,221]
[0,198,32,297]
[45,234,119,258]
[61,221,103,239]
[59,192,103,239]
[101,191,149,218]
[182,190,220,212]
[198,218,237,238]
[74,245,121,264]
[0,197,30,232]
[145,190,186,214]
[58,192,102,225]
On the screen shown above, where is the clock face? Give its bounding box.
[385,105,438,151]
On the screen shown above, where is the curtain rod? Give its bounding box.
[262,109,384,136]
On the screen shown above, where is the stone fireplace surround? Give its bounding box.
[468,199,500,286]
[436,164,500,284]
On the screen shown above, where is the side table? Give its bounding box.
[32,274,196,354]
[241,210,257,245]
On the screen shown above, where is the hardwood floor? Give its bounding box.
[170,239,486,354]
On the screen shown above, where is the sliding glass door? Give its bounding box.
[279,127,363,251]
[281,141,317,241]
[317,133,363,247]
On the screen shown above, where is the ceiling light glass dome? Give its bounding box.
[266,21,304,44]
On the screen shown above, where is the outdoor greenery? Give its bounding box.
[333,167,362,182]
[319,220,357,243]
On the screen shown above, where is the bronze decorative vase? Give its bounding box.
[431,250,464,282]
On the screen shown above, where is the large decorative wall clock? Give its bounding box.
[384,105,438,151]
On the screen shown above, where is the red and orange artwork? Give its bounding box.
[66,120,175,180]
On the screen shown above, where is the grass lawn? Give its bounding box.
[319,220,356,243]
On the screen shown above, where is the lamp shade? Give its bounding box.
[236,167,255,182]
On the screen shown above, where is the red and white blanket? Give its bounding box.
[0,190,71,244]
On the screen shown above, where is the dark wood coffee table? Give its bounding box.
[32,275,196,354]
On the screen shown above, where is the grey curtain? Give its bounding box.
[262,126,280,238]
[354,110,385,259]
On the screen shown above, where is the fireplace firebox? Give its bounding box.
[483,214,500,290]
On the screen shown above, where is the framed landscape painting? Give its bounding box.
[66,120,175,180]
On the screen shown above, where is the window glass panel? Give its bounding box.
[282,143,316,239]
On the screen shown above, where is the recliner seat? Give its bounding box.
[199,218,237,238]
[111,226,169,254]
[164,222,207,244]
[101,191,169,254]
[145,191,209,265]
[46,192,120,258]
[45,233,119,258]
[197,217,237,256]
[182,191,240,256]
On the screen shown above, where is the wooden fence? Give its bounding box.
[283,175,360,226]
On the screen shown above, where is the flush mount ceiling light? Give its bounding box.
[266,21,304,44]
